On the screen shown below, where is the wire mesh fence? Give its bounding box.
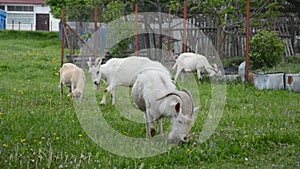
[60,1,300,68]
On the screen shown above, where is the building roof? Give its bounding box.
[0,0,45,5]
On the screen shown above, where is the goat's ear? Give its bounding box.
[193,105,200,114]
[95,57,102,66]
[175,102,180,113]
[87,57,92,68]
[213,64,219,71]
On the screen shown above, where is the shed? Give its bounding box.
[0,0,59,31]
[0,9,6,29]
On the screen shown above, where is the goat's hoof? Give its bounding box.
[99,102,106,105]
[150,128,156,137]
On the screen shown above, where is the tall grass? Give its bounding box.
[0,31,299,168]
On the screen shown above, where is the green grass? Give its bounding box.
[0,30,299,168]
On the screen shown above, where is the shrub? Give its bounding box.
[222,56,245,68]
[250,30,285,70]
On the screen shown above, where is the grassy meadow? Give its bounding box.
[0,30,299,168]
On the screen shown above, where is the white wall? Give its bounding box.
[4,4,59,31]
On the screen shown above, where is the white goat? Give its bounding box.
[172,52,221,81]
[87,56,169,105]
[238,61,246,82]
[238,61,254,83]
[132,69,199,143]
[60,63,86,101]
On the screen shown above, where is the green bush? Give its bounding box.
[250,30,285,69]
[222,56,245,68]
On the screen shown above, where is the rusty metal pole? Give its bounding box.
[60,7,65,99]
[168,8,171,65]
[245,0,250,81]
[61,8,65,67]
[94,5,98,59]
[183,0,187,53]
[135,3,139,55]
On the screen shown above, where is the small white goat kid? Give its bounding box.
[87,56,168,105]
[172,52,221,81]
[60,63,86,101]
[132,69,199,143]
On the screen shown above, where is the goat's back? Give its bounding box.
[60,63,85,85]
[132,69,175,111]
[176,53,211,70]
[105,56,168,86]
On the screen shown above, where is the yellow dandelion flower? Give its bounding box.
[39,141,42,144]
[13,87,17,92]
[18,90,24,94]
[3,144,8,147]
[54,72,59,76]
[79,134,83,137]
[56,137,59,140]
[186,148,190,152]
[0,112,3,115]
[41,137,45,140]
[21,138,26,142]
[51,58,57,63]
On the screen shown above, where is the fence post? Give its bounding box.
[12,20,14,30]
[245,0,250,81]
[135,3,139,55]
[183,0,187,52]
[18,21,20,30]
[94,5,98,59]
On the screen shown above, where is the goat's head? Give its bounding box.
[158,90,199,143]
[70,89,83,102]
[87,57,102,87]
[208,64,224,81]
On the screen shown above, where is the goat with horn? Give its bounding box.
[132,68,199,143]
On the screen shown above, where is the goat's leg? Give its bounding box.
[100,88,108,105]
[68,84,74,97]
[60,82,63,100]
[100,85,115,105]
[111,88,116,105]
[157,118,163,135]
[100,83,111,104]
[144,112,150,138]
[174,68,182,81]
[197,69,203,82]
[145,111,155,137]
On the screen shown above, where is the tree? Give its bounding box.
[46,0,94,20]
[190,0,283,59]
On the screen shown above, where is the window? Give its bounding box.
[7,6,33,12]
[7,13,34,24]
[0,5,4,10]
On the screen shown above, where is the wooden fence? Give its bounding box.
[170,17,300,58]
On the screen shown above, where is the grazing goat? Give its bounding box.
[238,61,246,82]
[60,63,86,101]
[172,52,221,81]
[87,56,169,105]
[132,69,199,143]
[238,61,254,83]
